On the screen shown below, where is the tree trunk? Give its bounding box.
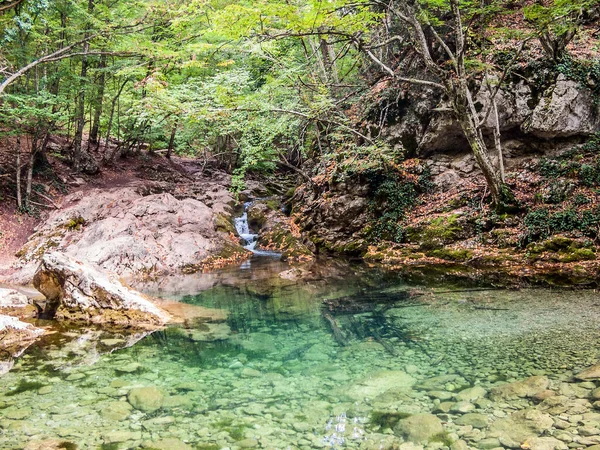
[72,0,98,174]
[104,78,129,163]
[319,37,339,84]
[25,144,36,208]
[72,42,89,169]
[15,136,22,209]
[166,121,177,159]
[449,80,511,208]
[89,53,106,147]
[492,96,505,183]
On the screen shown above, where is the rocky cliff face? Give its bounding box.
[381,73,600,190]
[8,182,247,284]
[293,181,372,255]
[292,71,600,282]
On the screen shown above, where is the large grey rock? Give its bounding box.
[477,79,533,131]
[0,314,44,364]
[419,114,468,155]
[33,252,171,326]
[489,375,549,400]
[394,414,444,443]
[127,386,165,412]
[420,80,532,156]
[524,75,600,138]
[11,185,244,284]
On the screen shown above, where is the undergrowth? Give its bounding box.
[367,160,432,243]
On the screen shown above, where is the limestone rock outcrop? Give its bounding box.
[0,287,37,318]
[524,75,600,138]
[33,252,171,326]
[0,314,44,355]
[10,184,245,284]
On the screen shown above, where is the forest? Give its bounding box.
[2,3,600,450]
[1,1,598,280]
[0,0,599,277]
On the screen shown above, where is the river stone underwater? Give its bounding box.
[1,258,600,450]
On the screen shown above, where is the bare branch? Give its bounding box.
[478,39,530,127]
[208,107,374,144]
[0,34,99,96]
[41,51,140,64]
[0,0,24,13]
[363,47,445,90]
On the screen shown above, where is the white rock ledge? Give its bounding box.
[0,314,45,351]
[33,252,171,327]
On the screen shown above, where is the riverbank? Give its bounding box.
[291,141,600,288]
[2,132,600,291]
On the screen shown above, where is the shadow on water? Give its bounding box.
[321,289,427,355]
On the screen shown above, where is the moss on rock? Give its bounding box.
[405,214,467,250]
[427,248,473,262]
[527,236,596,262]
[215,213,236,234]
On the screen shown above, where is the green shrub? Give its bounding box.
[366,162,432,244]
[524,207,600,243]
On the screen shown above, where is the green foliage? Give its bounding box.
[64,216,85,231]
[573,194,591,206]
[523,207,600,243]
[370,179,419,242]
[367,163,432,243]
[537,137,600,187]
[556,58,600,103]
[0,92,65,135]
[524,0,592,33]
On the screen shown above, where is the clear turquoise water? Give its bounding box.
[1,258,600,450]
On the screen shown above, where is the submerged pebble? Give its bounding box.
[2,265,600,450]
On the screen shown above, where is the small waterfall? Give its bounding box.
[234,202,259,251]
[234,201,281,258]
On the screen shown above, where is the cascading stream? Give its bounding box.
[234,200,281,257]
[234,201,259,251]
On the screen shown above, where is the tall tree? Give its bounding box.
[213,0,529,208]
[525,0,597,61]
